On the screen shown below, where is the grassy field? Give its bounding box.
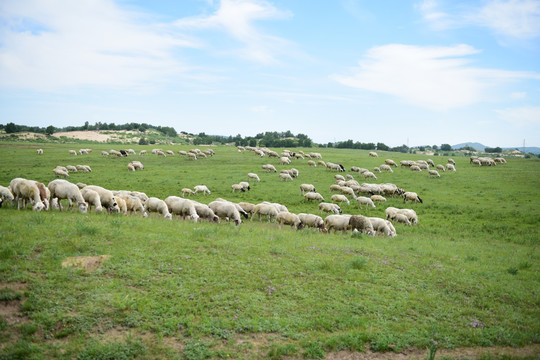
[0,142,539,359]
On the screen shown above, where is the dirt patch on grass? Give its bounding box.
[326,344,540,359]
[61,255,112,272]
[0,282,29,326]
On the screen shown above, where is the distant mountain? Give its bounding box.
[452,142,486,151]
[503,147,540,155]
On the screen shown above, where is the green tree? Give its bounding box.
[45,125,55,135]
[440,144,452,151]
[5,122,18,133]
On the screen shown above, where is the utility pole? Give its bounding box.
[523,139,526,152]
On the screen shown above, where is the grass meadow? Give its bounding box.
[0,142,539,359]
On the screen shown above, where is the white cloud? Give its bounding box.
[0,0,196,91]
[416,0,540,39]
[251,105,273,113]
[332,44,540,110]
[175,0,293,64]
[511,91,527,99]
[496,106,540,125]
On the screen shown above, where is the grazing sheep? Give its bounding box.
[471,159,482,166]
[385,159,398,167]
[130,161,144,170]
[139,150,147,155]
[394,213,412,225]
[494,157,506,164]
[0,185,15,207]
[164,196,199,222]
[380,164,393,173]
[65,165,77,173]
[15,179,45,211]
[318,202,342,215]
[81,188,103,212]
[248,173,260,182]
[446,164,456,172]
[349,215,375,236]
[33,181,50,211]
[363,171,377,180]
[307,160,316,167]
[127,164,136,172]
[427,159,435,167]
[262,164,277,172]
[144,197,172,220]
[289,168,299,178]
[208,201,242,225]
[279,173,293,181]
[76,165,91,172]
[436,164,446,172]
[357,196,376,209]
[428,169,440,178]
[76,182,87,189]
[300,183,316,195]
[371,195,386,202]
[238,202,256,214]
[191,200,219,222]
[403,192,423,203]
[157,150,167,157]
[166,150,175,156]
[276,212,303,230]
[329,184,342,192]
[232,184,246,193]
[36,149,43,155]
[251,203,279,222]
[181,188,194,197]
[368,217,395,238]
[194,185,211,195]
[410,165,422,172]
[340,186,357,199]
[448,158,455,165]
[304,192,325,202]
[84,185,120,212]
[280,157,291,165]
[373,167,382,173]
[115,197,128,215]
[385,207,418,225]
[298,213,326,232]
[331,194,350,206]
[239,182,250,191]
[214,198,249,219]
[119,195,146,216]
[69,150,77,156]
[335,174,346,182]
[53,168,69,178]
[47,179,87,213]
[101,151,109,156]
[369,151,378,157]
[324,214,352,234]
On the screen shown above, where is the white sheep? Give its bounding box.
[208,201,242,225]
[36,149,43,154]
[214,198,249,219]
[300,183,316,195]
[385,159,398,167]
[181,188,194,197]
[53,168,69,178]
[144,197,172,220]
[357,196,375,209]
[84,185,120,212]
[10,178,45,211]
[307,160,316,167]
[139,150,147,156]
[276,212,303,230]
[331,194,350,206]
[380,164,393,173]
[115,197,128,215]
[335,174,346,182]
[298,213,326,232]
[251,203,279,222]
[262,164,277,172]
[403,192,423,203]
[304,192,325,202]
[446,164,456,172]
[279,173,293,181]
[448,158,456,165]
[166,150,175,156]
[428,169,440,178]
[101,151,109,156]
[363,171,377,180]
[239,182,251,191]
[127,164,136,172]
[373,167,382,173]
[370,195,386,202]
[394,213,412,225]
[232,184,246,193]
[324,214,352,234]
[69,150,77,156]
[80,188,103,212]
[131,161,144,170]
[369,151,378,157]
[0,185,14,207]
[368,217,395,237]
[194,185,211,195]
[190,200,219,222]
[349,215,375,236]
[48,179,87,213]
[280,157,291,165]
[340,186,357,199]
[318,202,342,215]
[248,173,260,182]
[120,195,146,216]
[238,202,256,214]
[436,164,446,172]
[164,196,199,222]
[427,159,435,167]
[410,165,422,172]
[385,207,418,225]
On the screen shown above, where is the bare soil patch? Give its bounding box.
[0,282,29,326]
[61,255,112,272]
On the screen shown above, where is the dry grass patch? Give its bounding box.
[61,255,112,272]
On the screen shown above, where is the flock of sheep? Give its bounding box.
[2,146,506,238]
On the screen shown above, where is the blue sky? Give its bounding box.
[1,0,539,147]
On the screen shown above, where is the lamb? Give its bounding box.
[48,179,87,213]
[317,160,326,167]
[331,194,350,205]
[53,168,69,178]
[69,150,77,156]
[208,201,242,225]
[304,192,325,202]
[190,200,219,222]
[307,160,316,167]
[349,215,375,236]
[403,192,423,203]
[232,184,246,192]
[144,197,172,220]
[370,195,386,202]
[446,164,456,172]
[33,181,50,211]
[368,217,395,237]
[194,185,211,195]
[300,183,316,195]
[357,196,376,209]
[262,164,277,172]
[276,212,303,230]
[369,151,378,157]
[385,159,398,167]
[84,185,120,212]
[428,169,440,178]
[80,188,103,212]
[248,173,260,182]
[279,173,293,181]
[436,164,446,172]
[298,213,326,232]
[251,203,279,222]
[164,196,199,222]
[318,202,342,215]
[115,197,128,215]
[181,188,194,197]
[324,214,352,234]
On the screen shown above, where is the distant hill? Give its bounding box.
[503,147,540,155]
[452,142,486,151]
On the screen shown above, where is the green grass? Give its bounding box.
[0,141,539,359]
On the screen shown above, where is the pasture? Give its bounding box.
[0,142,539,359]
